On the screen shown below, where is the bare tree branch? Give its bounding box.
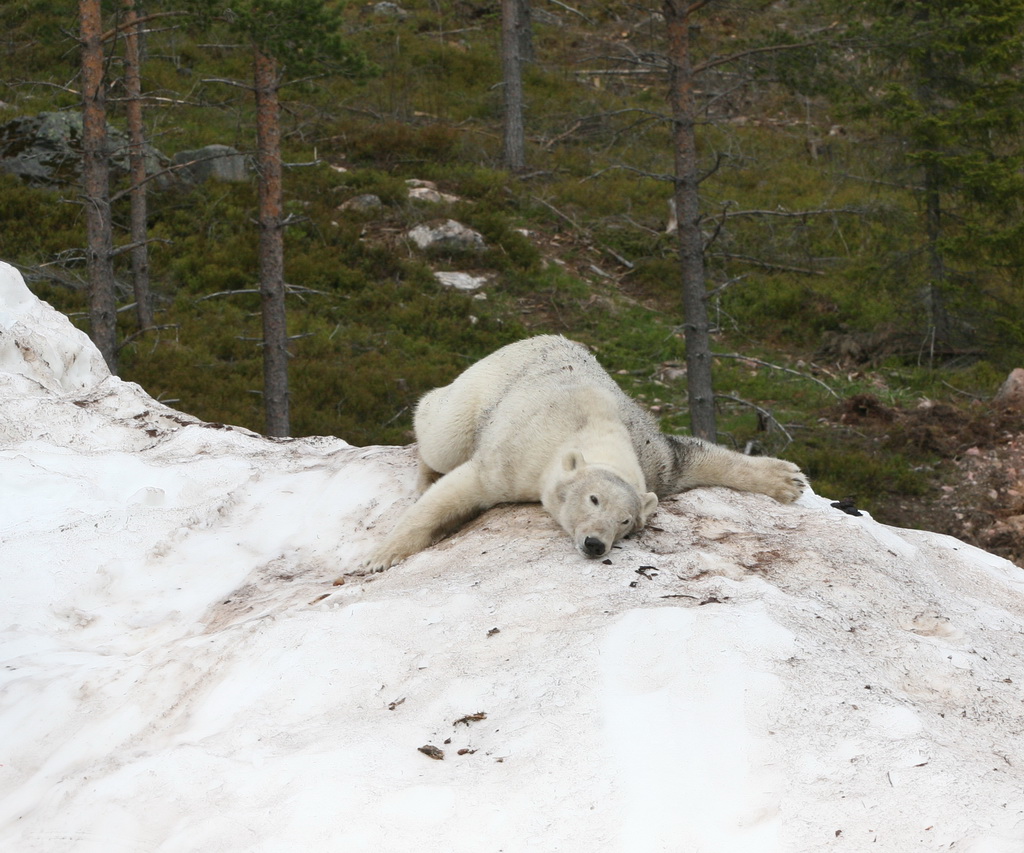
[100,10,186,43]
[202,77,255,91]
[686,0,716,15]
[694,31,836,75]
[193,284,332,303]
[573,68,664,76]
[110,237,172,257]
[581,163,676,184]
[719,206,865,219]
[196,289,261,302]
[547,0,595,24]
[109,152,251,202]
[117,323,180,351]
[706,274,747,298]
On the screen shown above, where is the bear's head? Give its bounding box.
[542,450,658,559]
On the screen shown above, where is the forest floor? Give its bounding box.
[506,233,1024,569]
[830,394,1024,568]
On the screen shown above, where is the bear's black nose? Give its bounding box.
[583,536,606,557]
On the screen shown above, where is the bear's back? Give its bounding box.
[415,334,673,487]
[458,335,620,407]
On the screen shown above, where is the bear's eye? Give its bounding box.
[620,519,630,526]
[589,495,599,506]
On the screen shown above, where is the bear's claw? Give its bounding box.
[359,548,403,573]
[751,457,807,503]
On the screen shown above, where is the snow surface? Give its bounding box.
[2,260,1024,852]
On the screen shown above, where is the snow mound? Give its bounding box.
[0,262,109,395]
[2,262,1024,852]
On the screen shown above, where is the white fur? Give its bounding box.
[363,335,805,570]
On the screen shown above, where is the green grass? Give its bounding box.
[3,0,1022,521]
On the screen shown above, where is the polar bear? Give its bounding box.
[362,335,805,570]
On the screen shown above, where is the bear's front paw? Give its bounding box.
[359,546,406,574]
[759,458,807,503]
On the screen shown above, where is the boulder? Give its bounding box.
[338,193,383,212]
[0,111,166,186]
[433,271,489,291]
[994,367,1024,411]
[407,219,486,252]
[373,2,409,18]
[406,179,461,204]
[171,145,248,183]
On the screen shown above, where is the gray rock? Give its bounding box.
[433,271,489,291]
[406,179,461,204]
[373,2,409,18]
[408,219,486,252]
[171,145,248,183]
[994,368,1024,411]
[0,111,166,186]
[338,193,383,212]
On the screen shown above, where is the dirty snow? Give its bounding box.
[1,261,1023,852]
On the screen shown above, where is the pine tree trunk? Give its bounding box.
[516,0,534,63]
[123,0,154,331]
[501,0,526,173]
[665,0,716,442]
[917,37,950,365]
[922,162,949,365]
[254,47,290,437]
[79,0,118,372]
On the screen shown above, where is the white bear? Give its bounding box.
[363,335,805,570]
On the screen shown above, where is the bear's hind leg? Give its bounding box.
[362,461,491,571]
[416,455,443,494]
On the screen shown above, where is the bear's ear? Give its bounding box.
[639,492,658,524]
[562,450,586,472]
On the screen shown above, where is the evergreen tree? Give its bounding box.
[79,0,117,372]
[659,0,842,440]
[121,0,154,333]
[664,0,717,441]
[865,0,1024,359]
[187,0,369,436]
[501,0,528,173]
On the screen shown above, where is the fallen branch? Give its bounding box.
[717,206,865,219]
[694,32,836,75]
[712,352,840,398]
[117,323,179,351]
[715,393,794,448]
[709,252,829,276]
[196,288,259,302]
[580,163,676,184]
[547,0,595,24]
[194,284,333,303]
[110,237,172,257]
[573,68,664,76]
[101,11,186,44]
[529,196,635,270]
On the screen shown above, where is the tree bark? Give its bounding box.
[922,161,949,364]
[254,47,290,437]
[516,0,534,63]
[917,37,950,364]
[80,0,118,372]
[123,0,154,331]
[665,0,716,441]
[501,0,526,173]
